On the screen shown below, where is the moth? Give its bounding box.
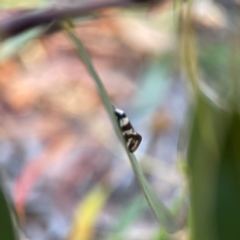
[114,107,142,153]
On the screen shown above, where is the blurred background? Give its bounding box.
[0,0,236,240]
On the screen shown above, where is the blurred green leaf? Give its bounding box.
[131,55,173,120]
[152,230,168,240]
[66,28,182,233]
[215,112,240,240]
[0,182,18,240]
[68,185,108,240]
[188,92,240,240]
[182,3,240,239]
[108,195,147,240]
[0,26,47,64]
[0,0,46,8]
[187,93,231,240]
[151,188,187,240]
[198,43,231,96]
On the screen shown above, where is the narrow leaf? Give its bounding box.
[68,186,108,240]
[66,28,182,233]
[0,26,48,64]
[0,181,19,240]
[108,195,147,240]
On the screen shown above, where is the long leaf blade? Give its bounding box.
[0,182,19,240]
[66,28,181,233]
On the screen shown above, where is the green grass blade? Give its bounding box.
[153,230,168,240]
[66,28,182,233]
[0,26,49,64]
[0,182,19,240]
[107,195,147,240]
[187,93,231,240]
[214,112,240,240]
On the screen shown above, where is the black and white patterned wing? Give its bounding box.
[114,108,142,153]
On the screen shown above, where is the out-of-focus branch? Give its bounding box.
[0,0,156,39]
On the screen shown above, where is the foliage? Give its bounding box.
[0,1,239,240]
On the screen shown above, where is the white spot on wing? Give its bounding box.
[131,140,139,152]
[123,129,135,135]
[115,108,124,115]
[120,117,129,127]
[127,138,132,147]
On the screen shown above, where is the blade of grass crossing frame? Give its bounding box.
[0,26,48,64]
[0,182,19,240]
[66,28,181,233]
[214,112,240,240]
[108,195,147,240]
[187,93,231,240]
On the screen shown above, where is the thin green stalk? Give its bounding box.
[65,27,182,233]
